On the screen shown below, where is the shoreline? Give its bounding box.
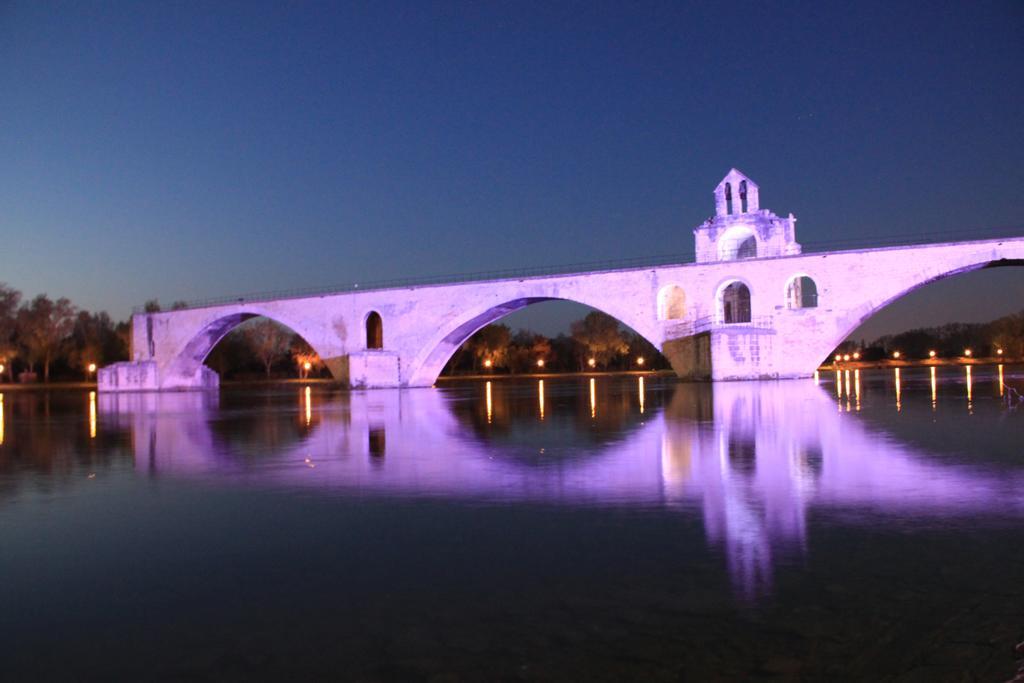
[817,358,1017,371]
[0,362,1017,391]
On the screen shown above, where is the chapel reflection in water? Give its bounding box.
[90,374,1024,601]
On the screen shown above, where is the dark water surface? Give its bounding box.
[1,368,1022,681]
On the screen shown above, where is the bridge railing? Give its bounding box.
[664,315,774,338]
[136,224,1024,313]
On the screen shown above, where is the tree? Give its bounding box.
[17,295,77,381]
[469,324,511,371]
[290,336,321,379]
[68,311,125,375]
[570,312,628,369]
[507,329,552,373]
[0,283,21,382]
[241,318,293,377]
[143,299,161,313]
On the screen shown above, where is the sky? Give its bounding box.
[1,1,1022,340]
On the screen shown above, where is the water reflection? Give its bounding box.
[89,390,97,439]
[84,372,1024,601]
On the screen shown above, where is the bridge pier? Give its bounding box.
[98,361,220,392]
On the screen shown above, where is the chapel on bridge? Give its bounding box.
[693,169,801,263]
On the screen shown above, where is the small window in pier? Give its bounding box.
[739,180,748,213]
[366,311,383,349]
[786,276,819,309]
[721,281,752,324]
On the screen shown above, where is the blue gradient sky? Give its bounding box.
[1,1,1022,339]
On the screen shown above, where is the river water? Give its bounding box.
[1,368,1022,681]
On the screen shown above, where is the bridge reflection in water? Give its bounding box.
[97,374,1024,600]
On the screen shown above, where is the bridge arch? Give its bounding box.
[163,307,336,384]
[806,254,1024,371]
[406,296,662,386]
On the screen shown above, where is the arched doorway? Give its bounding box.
[720,282,752,324]
[366,311,383,350]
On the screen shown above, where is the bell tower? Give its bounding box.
[694,169,800,263]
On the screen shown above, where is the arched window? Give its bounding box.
[721,282,752,324]
[724,182,733,215]
[786,276,819,309]
[657,285,687,320]
[718,229,758,261]
[366,311,383,349]
[739,180,748,213]
[736,235,757,259]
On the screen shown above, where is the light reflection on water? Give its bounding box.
[0,368,1022,679]
[74,368,1024,599]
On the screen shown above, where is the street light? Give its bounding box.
[636,357,645,366]
[536,359,545,368]
[852,352,860,360]
[483,359,493,369]
[842,354,850,362]
[87,363,97,374]
[997,348,1004,356]
[928,350,936,358]
[964,348,972,357]
[834,354,842,362]
[587,358,596,368]
[892,351,901,359]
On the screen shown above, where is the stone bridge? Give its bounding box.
[100,170,1024,391]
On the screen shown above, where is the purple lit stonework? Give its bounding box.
[99,171,1024,390]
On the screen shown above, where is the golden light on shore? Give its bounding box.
[303,361,312,371]
[964,348,972,357]
[0,363,6,375]
[852,352,860,360]
[842,354,850,362]
[483,359,493,368]
[996,348,1004,356]
[87,363,97,374]
[536,358,545,368]
[929,350,936,358]
[834,354,842,362]
[892,351,901,359]
[587,358,596,368]
[636,356,645,366]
